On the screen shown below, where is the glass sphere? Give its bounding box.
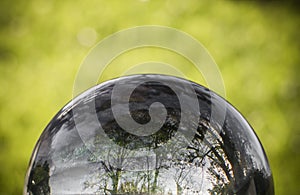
[24,75,274,194]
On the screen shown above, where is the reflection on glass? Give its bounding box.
[24,75,273,195]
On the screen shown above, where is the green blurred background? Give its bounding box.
[0,0,299,194]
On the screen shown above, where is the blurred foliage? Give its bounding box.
[0,0,299,194]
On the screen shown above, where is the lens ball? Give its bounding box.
[24,75,274,194]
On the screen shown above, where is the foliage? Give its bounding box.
[0,0,299,194]
[27,161,50,195]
